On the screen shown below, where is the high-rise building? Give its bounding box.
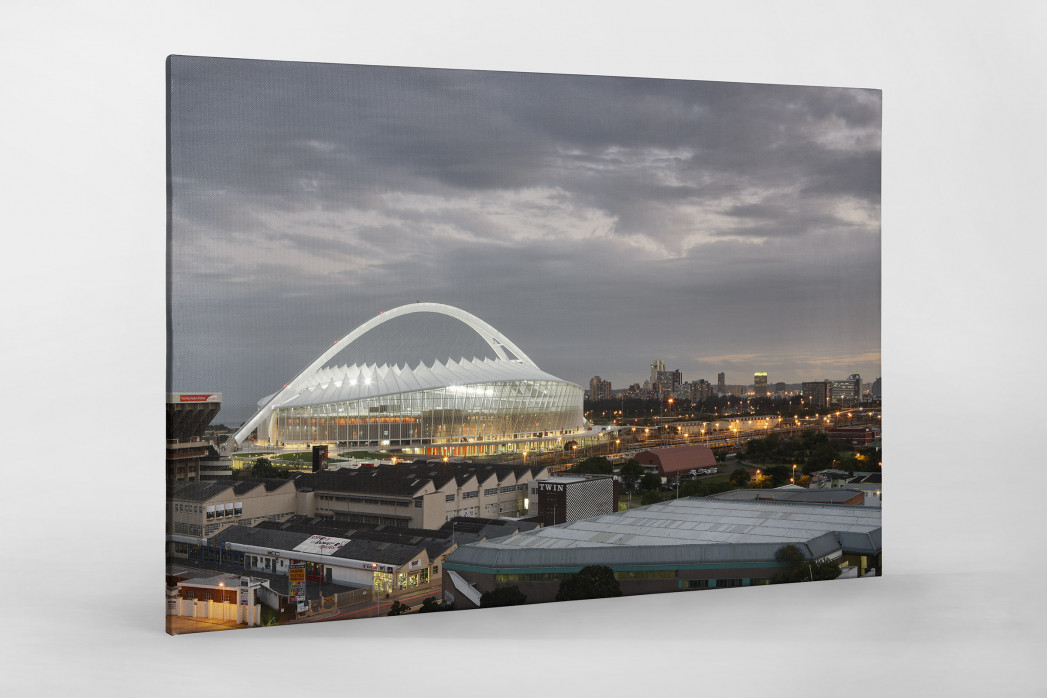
[871,376,882,400]
[802,380,831,408]
[754,372,768,397]
[689,379,713,402]
[589,376,612,400]
[717,372,725,396]
[829,373,861,407]
[166,392,222,482]
[657,369,682,393]
[650,360,665,386]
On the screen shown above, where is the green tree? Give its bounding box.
[555,565,622,602]
[618,459,644,489]
[572,456,614,475]
[417,596,456,613]
[763,465,791,487]
[801,430,828,448]
[729,468,751,487]
[639,472,662,492]
[773,545,843,583]
[640,490,662,505]
[804,444,838,474]
[840,454,859,475]
[679,480,705,498]
[252,457,277,478]
[480,585,528,608]
[387,600,411,616]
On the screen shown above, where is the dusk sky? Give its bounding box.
[168,56,881,425]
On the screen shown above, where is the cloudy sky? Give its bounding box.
[168,56,880,425]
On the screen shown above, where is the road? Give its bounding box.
[297,585,447,623]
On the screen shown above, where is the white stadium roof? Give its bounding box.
[273,356,577,409]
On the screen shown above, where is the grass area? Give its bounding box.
[272,452,313,462]
[338,451,389,460]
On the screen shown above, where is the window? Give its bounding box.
[718,578,743,588]
[462,490,478,499]
[500,486,515,494]
[432,565,438,576]
[517,485,527,491]
[684,579,710,590]
[614,570,675,580]
[484,488,497,496]
[445,494,456,502]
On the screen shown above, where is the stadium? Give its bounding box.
[229,303,593,458]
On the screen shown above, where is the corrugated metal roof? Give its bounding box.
[446,497,881,570]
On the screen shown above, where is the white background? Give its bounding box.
[2,1,1044,695]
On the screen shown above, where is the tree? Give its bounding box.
[804,444,838,474]
[572,456,613,475]
[387,600,411,616]
[639,472,662,492]
[679,480,705,498]
[640,490,662,505]
[480,585,527,608]
[417,596,456,613]
[555,565,622,602]
[729,468,751,487]
[773,545,842,584]
[252,457,278,478]
[618,459,644,489]
[763,465,791,487]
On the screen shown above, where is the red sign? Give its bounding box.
[178,394,219,403]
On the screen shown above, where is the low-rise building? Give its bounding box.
[443,497,881,607]
[535,475,617,526]
[633,445,717,479]
[167,479,299,554]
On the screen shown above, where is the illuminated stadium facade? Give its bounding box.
[230,303,590,457]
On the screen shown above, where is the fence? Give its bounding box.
[167,597,259,625]
[305,588,373,614]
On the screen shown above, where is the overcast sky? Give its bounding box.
[168,56,880,424]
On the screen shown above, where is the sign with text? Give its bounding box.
[172,393,222,403]
[289,563,307,598]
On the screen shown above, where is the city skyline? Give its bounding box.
[168,58,881,425]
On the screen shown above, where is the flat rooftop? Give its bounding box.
[467,497,881,551]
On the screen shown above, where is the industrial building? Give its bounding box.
[442,497,881,607]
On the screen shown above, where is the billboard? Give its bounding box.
[288,563,306,599]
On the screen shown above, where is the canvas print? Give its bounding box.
[166,56,882,634]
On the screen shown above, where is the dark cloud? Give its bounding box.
[167,57,881,424]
